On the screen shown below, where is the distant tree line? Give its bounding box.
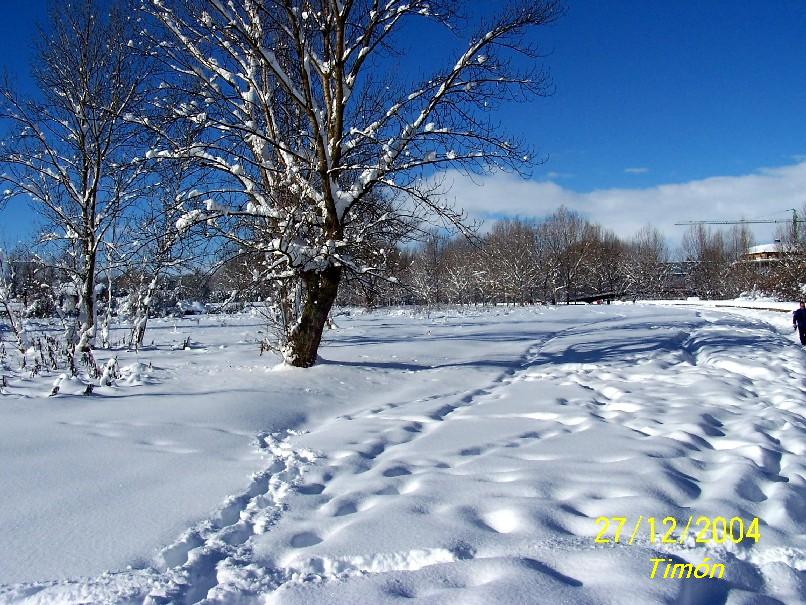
[334,206,806,307]
[4,204,805,329]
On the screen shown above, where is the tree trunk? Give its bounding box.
[284,265,342,368]
[100,271,114,349]
[77,254,97,351]
[130,276,158,350]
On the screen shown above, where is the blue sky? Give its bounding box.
[525,0,806,191]
[1,1,805,247]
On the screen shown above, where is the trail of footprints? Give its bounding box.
[150,315,804,604]
[144,432,318,604]
[144,324,590,602]
[277,318,802,603]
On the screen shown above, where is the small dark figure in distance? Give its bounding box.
[793,301,806,346]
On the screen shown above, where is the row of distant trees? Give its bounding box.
[339,208,672,306]
[335,206,806,307]
[3,204,805,329]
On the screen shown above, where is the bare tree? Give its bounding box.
[624,225,670,299]
[536,206,594,304]
[124,163,206,349]
[681,224,731,298]
[484,219,539,304]
[583,226,627,299]
[724,223,756,295]
[409,231,448,307]
[0,252,28,363]
[143,0,562,366]
[0,0,150,350]
[442,237,483,305]
[766,204,806,299]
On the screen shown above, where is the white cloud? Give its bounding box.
[546,171,575,180]
[435,161,806,248]
[624,167,649,174]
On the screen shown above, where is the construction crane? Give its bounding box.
[675,209,803,227]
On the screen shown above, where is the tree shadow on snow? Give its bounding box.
[316,357,522,372]
[326,329,553,348]
[323,319,784,373]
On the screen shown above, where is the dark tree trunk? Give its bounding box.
[286,265,343,367]
[78,252,97,351]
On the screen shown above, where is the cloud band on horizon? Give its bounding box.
[434,161,806,248]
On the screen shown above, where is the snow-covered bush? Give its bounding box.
[176,300,208,315]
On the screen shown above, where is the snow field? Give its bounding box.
[0,309,558,597]
[0,305,804,604]
[240,307,804,605]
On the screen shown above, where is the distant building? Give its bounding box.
[742,243,783,267]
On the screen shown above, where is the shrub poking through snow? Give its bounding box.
[100,357,120,387]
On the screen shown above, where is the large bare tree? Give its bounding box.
[143,0,562,366]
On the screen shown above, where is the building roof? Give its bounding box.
[747,243,780,255]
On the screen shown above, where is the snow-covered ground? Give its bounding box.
[0,303,804,604]
[644,295,799,313]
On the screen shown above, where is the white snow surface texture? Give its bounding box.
[0,304,804,604]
